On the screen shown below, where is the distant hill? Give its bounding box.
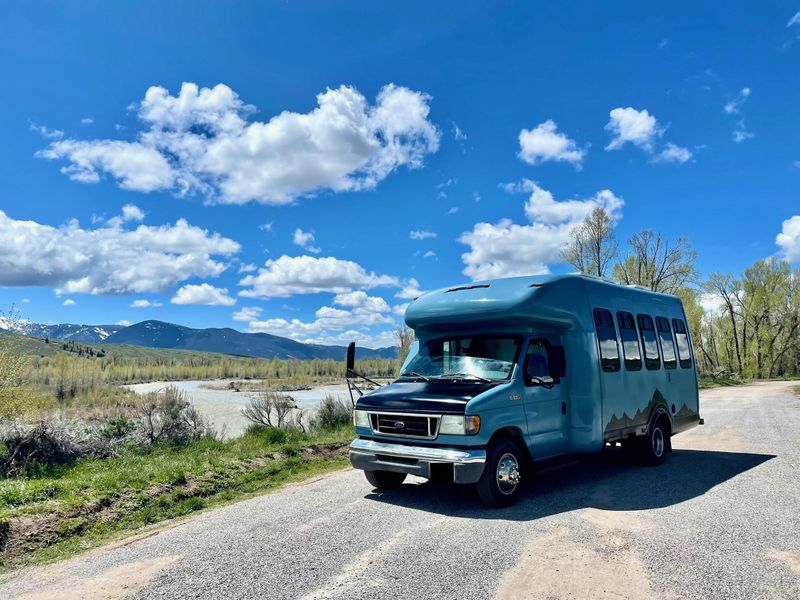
[0,318,396,361]
[0,318,123,343]
[104,320,396,360]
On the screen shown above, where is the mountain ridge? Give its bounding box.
[0,319,397,361]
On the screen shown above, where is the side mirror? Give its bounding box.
[547,345,566,379]
[346,342,355,373]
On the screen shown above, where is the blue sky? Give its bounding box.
[1,1,799,348]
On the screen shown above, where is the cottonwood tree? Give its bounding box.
[613,230,698,294]
[395,326,415,365]
[561,207,618,278]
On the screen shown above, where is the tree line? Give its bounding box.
[562,207,800,379]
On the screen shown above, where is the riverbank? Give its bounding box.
[0,424,354,572]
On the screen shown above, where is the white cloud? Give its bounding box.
[39,82,440,205]
[393,303,410,317]
[396,278,426,299]
[62,299,75,306]
[171,283,236,306]
[239,255,399,298]
[0,210,239,294]
[787,12,800,27]
[21,298,30,303]
[652,143,693,164]
[605,107,661,151]
[259,222,273,233]
[238,263,257,273]
[81,117,94,125]
[724,87,751,114]
[232,306,263,321]
[244,292,394,349]
[518,120,586,168]
[446,207,459,215]
[30,123,64,139]
[130,299,162,308]
[699,292,723,317]
[453,123,467,140]
[293,228,321,253]
[116,319,131,326]
[121,204,145,221]
[409,230,436,240]
[776,216,800,263]
[423,250,437,258]
[460,181,624,280]
[733,124,754,143]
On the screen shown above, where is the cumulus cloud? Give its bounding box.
[652,143,693,164]
[38,82,440,205]
[396,278,426,300]
[171,283,236,306]
[605,107,662,151]
[130,299,162,308]
[293,228,320,253]
[409,230,436,240]
[30,123,64,139]
[244,291,394,348]
[62,299,75,306]
[121,204,145,221]
[776,216,800,263]
[0,209,239,295]
[238,255,399,298]
[460,181,624,280]
[232,306,263,321]
[733,122,754,143]
[518,120,586,168]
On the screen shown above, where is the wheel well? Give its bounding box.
[650,409,673,451]
[488,427,532,466]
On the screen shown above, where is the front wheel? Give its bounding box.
[364,470,407,489]
[476,439,525,508]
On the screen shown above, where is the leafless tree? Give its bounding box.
[613,230,698,294]
[395,326,415,365]
[561,207,618,278]
[242,389,297,429]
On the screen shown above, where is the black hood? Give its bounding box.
[355,380,499,414]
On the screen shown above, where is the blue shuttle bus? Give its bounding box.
[349,274,702,507]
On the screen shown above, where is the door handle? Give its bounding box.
[561,401,567,415]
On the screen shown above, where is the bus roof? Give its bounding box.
[404,273,680,330]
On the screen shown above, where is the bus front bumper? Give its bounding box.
[349,438,486,484]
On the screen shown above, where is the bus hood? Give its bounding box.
[355,380,500,414]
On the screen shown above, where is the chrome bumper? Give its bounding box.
[349,438,486,484]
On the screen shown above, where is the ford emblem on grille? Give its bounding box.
[393,421,405,429]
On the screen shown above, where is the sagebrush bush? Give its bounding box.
[311,394,352,431]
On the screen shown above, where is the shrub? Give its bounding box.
[311,394,352,431]
[128,386,212,446]
[242,390,297,429]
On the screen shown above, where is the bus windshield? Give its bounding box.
[400,335,520,382]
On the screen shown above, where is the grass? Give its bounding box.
[0,424,354,571]
[698,375,746,389]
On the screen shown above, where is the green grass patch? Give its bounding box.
[0,424,353,572]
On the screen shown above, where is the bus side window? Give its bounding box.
[656,317,677,370]
[672,319,693,369]
[593,308,620,372]
[637,314,661,370]
[616,311,642,371]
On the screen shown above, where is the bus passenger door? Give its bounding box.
[521,339,569,459]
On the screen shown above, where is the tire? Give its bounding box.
[364,470,407,489]
[637,419,669,466]
[476,439,525,508]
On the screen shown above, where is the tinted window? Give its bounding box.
[672,319,693,369]
[637,314,661,370]
[656,317,677,370]
[593,308,620,372]
[617,311,642,371]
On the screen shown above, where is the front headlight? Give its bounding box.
[353,409,371,429]
[439,415,480,435]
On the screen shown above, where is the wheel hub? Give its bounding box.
[496,452,520,495]
[652,427,665,457]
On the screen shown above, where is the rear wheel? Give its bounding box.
[476,439,525,508]
[364,470,407,489]
[637,419,669,466]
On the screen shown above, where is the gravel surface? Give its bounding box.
[2,381,799,599]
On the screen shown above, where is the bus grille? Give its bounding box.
[369,413,440,439]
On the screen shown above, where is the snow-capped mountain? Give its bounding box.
[0,319,124,343]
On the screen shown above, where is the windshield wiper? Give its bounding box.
[437,372,492,383]
[399,371,431,381]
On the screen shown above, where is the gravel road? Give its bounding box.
[2,381,799,599]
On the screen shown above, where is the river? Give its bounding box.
[123,380,356,438]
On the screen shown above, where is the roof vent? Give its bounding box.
[446,284,490,293]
